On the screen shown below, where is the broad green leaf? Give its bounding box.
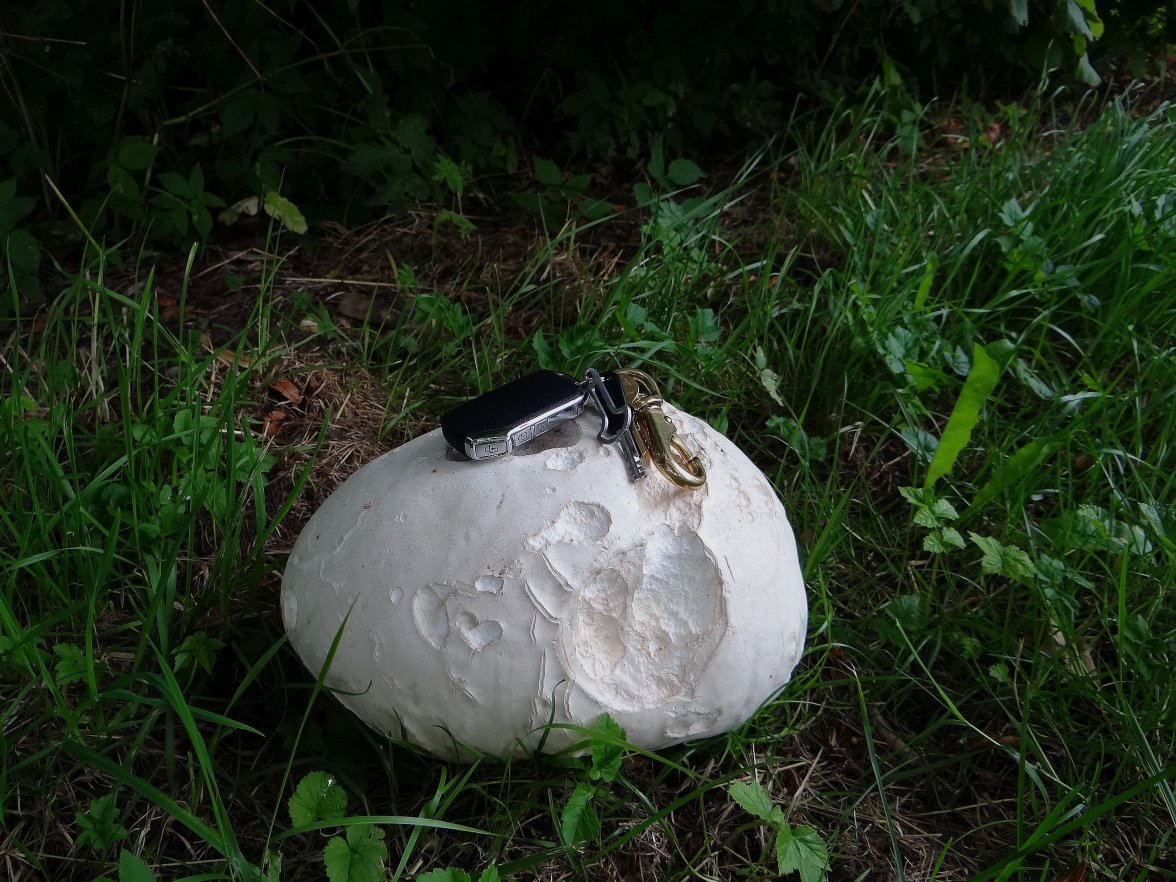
[160,172,192,200]
[1063,0,1094,38]
[107,168,142,205]
[1076,51,1100,86]
[118,850,156,882]
[755,346,785,406]
[173,632,225,674]
[117,139,158,171]
[1013,359,1055,399]
[565,172,592,195]
[1007,0,1029,26]
[53,643,87,684]
[221,94,257,138]
[881,594,927,634]
[924,527,965,553]
[263,192,308,235]
[194,208,213,240]
[912,497,959,529]
[728,779,776,822]
[667,158,704,186]
[775,825,830,882]
[577,198,614,220]
[170,205,189,236]
[289,771,348,827]
[588,713,626,783]
[5,229,41,273]
[1042,504,1153,556]
[970,533,1037,585]
[324,825,387,882]
[533,157,563,188]
[905,360,949,392]
[760,368,784,406]
[1073,0,1104,35]
[559,784,600,845]
[924,343,1004,489]
[477,868,500,882]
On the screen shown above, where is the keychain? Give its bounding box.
[440,367,706,488]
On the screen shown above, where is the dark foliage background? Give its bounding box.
[0,0,1171,289]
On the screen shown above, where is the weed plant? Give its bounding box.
[1,91,1173,881]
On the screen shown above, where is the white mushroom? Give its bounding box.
[281,404,806,760]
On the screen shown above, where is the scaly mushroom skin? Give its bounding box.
[281,404,806,760]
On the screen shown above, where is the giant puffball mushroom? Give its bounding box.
[281,403,806,760]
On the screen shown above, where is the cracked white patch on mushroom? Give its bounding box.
[281,405,807,760]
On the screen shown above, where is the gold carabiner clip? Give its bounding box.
[616,369,706,489]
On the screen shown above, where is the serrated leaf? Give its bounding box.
[775,824,830,882]
[289,771,348,827]
[477,868,500,882]
[324,825,387,882]
[929,498,960,521]
[882,594,926,634]
[923,526,965,553]
[899,486,928,506]
[667,158,704,186]
[172,632,225,674]
[53,643,87,684]
[923,532,948,553]
[263,192,308,234]
[76,793,128,852]
[728,779,776,822]
[560,784,600,845]
[219,196,261,226]
[118,850,156,882]
[588,713,626,783]
[969,533,1037,585]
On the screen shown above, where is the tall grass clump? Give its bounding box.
[745,92,1176,879]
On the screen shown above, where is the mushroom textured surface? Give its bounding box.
[281,404,806,760]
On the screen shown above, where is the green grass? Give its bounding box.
[2,88,1174,882]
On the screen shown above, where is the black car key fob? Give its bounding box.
[441,370,587,460]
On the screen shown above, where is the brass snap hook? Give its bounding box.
[616,369,706,489]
